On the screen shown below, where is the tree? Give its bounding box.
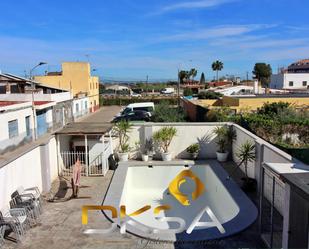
[178,70,189,84]
[189,68,197,81]
[183,88,193,96]
[252,63,272,88]
[212,60,224,82]
[200,72,206,84]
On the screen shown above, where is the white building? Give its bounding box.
[72,95,89,119]
[270,73,309,90]
[0,101,34,153]
[270,59,309,90]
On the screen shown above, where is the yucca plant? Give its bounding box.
[153,127,177,153]
[236,140,256,180]
[113,120,132,153]
[213,125,236,153]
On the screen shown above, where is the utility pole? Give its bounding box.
[29,62,47,140]
[177,68,180,108]
[146,75,149,84]
[246,71,249,83]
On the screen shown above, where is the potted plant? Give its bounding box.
[153,127,177,161]
[136,139,153,162]
[236,140,257,192]
[213,125,236,162]
[186,143,200,159]
[113,120,132,162]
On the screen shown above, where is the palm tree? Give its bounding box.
[212,60,224,82]
[189,68,197,81]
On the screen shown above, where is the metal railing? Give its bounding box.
[58,140,113,177]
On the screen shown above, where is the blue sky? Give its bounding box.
[0,0,309,81]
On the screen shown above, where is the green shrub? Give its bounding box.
[198,91,223,100]
[152,102,186,122]
[257,102,290,115]
[186,143,200,154]
[183,88,193,96]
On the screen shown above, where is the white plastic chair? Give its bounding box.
[0,208,29,242]
[10,196,40,225]
[16,186,42,213]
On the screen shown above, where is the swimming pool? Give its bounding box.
[103,161,258,241]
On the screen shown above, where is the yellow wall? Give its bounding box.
[34,62,100,109]
[198,95,309,113]
[236,97,309,112]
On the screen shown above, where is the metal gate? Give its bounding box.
[58,140,112,177]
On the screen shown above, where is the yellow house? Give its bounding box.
[34,62,100,112]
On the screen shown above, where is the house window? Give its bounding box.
[25,116,31,137]
[8,119,18,138]
[289,81,294,87]
[303,81,307,86]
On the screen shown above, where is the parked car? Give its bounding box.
[112,110,151,122]
[131,92,142,97]
[161,88,175,94]
[116,102,155,117]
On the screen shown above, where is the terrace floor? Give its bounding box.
[2,161,265,249]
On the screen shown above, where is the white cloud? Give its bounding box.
[150,0,237,15]
[157,24,274,42]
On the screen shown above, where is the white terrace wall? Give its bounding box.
[126,122,296,184]
[0,136,58,212]
[127,123,225,159]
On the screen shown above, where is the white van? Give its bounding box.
[117,102,155,117]
[161,87,175,94]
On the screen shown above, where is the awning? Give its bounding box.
[55,122,113,135]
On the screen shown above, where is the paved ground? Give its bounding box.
[2,171,174,249]
[78,106,122,123]
[2,161,266,249]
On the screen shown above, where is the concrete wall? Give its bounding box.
[0,136,58,212]
[270,74,284,89]
[126,123,225,160]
